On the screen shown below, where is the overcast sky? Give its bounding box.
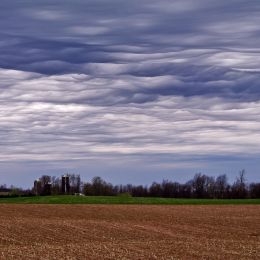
[0,0,260,187]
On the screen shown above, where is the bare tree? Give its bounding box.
[232,170,247,198]
[215,175,228,199]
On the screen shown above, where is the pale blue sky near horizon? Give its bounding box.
[0,0,260,187]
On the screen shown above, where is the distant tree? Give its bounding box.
[232,170,247,199]
[132,185,148,197]
[192,173,207,198]
[67,174,81,194]
[161,180,173,198]
[190,174,216,198]
[249,183,260,198]
[92,177,104,195]
[39,175,51,195]
[83,182,94,196]
[180,182,192,198]
[89,176,114,196]
[51,176,61,195]
[149,182,162,197]
[0,184,7,190]
[215,175,228,199]
[205,176,215,198]
[113,185,120,195]
[125,184,133,194]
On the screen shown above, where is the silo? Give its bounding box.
[61,174,70,194]
[34,179,42,195]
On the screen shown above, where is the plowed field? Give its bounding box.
[0,205,259,259]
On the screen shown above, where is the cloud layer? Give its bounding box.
[0,0,260,183]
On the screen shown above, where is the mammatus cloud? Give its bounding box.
[0,0,260,183]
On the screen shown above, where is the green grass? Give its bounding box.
[0,195,259,205]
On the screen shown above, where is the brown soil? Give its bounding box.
[0,205,259,259]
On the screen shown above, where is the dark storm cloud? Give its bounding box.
[1,0,260,101]
[0,0,260,172]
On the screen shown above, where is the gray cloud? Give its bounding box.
[0,0,260,183]
[1,68,260,162]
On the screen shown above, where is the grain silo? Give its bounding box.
[33,179,42,195]
[61,174,70,194]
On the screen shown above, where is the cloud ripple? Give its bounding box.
[0,0,260,173]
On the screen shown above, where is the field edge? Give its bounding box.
[0,195,260,205]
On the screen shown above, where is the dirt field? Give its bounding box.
[0,205,259,259]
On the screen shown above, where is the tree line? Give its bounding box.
[83,170,260,199]
[0,170,260,198]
